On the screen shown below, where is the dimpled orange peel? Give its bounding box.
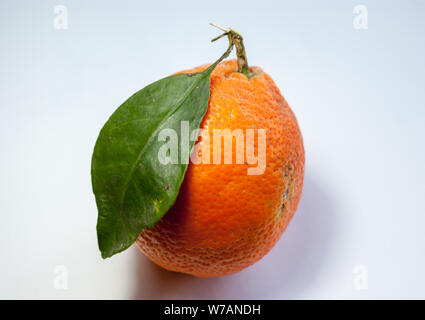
[135,25,305,277]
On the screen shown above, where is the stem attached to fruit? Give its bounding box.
[210,23,253,78]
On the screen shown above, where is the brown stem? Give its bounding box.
[228,29,251,77]
[210,24,252,77]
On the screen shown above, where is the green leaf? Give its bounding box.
[91,44,233,259]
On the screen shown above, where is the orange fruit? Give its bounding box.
[136,59,305,277]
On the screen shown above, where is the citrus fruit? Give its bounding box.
[136,55,305,277]
[92,25,305,276]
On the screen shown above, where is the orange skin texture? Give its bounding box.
[136,60,305,277]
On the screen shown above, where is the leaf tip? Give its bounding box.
[100,251,110,259]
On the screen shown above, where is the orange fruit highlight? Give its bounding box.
[136,60,305,277]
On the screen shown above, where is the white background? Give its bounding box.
[0,0,424,299]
